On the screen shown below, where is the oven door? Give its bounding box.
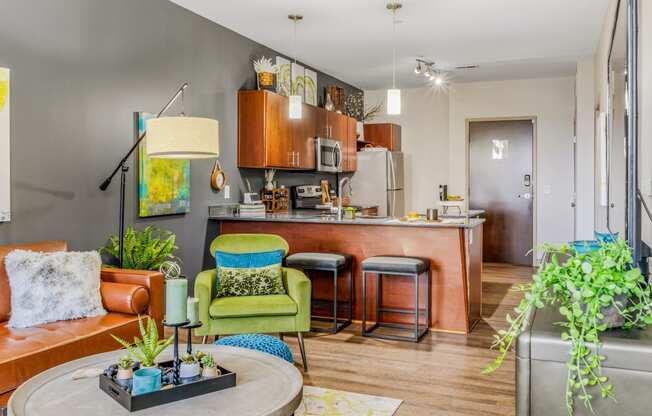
[316,138,342,172]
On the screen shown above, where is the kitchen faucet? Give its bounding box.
[337,177,353,221]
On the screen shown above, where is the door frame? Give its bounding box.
[465,116,538,266]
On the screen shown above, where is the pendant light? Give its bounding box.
[386,1,402,115]
[288,14,303,119]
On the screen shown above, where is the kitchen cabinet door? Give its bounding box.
[292,103,317,169]
[328,111,348,141]
[343,116,357,172]
[264,91,295,168]
[363,123,401,150]
[315,107,328,139]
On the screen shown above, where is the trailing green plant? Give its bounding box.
[484,238,652,415]
[117,355,134,370]
[111,316,174,367]
[101,225,179,270]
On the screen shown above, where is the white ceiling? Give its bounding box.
[170,0,609,90]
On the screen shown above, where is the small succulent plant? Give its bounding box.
[200,352,216,369]
[253,56,278,74]
[118,355,134,370]
[181,353,197,365]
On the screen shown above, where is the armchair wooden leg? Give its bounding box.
[279,333,284,341]
[297,332,308,371]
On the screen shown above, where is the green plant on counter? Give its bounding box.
[101,225,179,270]
[111,316,174,367]
[484,239,652,415]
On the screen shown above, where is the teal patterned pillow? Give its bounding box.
[216,264,286,297]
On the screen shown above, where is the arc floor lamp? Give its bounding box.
[99,82,219,267]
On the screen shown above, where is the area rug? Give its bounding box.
[295,386,402,416]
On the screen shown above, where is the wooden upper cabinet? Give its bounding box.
[363,123,402,150]
[291,103,317,170]
[238,89,355,171]
[343,117,358,172]
[328,112,349,141]
[239,90,292,168]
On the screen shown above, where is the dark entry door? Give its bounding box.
[469,120,534,266]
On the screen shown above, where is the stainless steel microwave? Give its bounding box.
[315,137,342,173]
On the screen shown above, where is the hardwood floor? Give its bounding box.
[189,263,532,415]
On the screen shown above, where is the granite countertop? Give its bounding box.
[208,208,484,229]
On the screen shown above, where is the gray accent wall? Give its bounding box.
[0,0,361,282]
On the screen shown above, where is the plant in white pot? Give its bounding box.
[199,352,221,378]
[116,355,134,381]
[484,239,652,415]
[180,353,201,381]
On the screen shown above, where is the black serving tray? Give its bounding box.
[99,360,236,412]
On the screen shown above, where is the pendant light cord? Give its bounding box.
[391,3,397,89]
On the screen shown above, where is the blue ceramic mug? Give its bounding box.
[132,367,161,395]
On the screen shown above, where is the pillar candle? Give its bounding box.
[187,297,199,325]
[165,278,188,324]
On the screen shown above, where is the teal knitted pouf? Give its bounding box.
[215,334,294,363]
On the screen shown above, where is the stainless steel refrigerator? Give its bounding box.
[350,149,404,217]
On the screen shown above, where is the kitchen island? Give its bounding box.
[205,210,484,334]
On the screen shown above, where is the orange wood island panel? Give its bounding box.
[215,220,483,334]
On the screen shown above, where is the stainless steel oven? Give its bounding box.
[315,137,342,173]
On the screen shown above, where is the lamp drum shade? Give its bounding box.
[146,116,219,159]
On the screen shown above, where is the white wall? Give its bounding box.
[363,87,450,213]
[576,58,596,240]
[448,77,576,247]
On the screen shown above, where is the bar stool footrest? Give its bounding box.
[362,322,429,342]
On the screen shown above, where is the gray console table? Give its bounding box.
[517,306,652,415]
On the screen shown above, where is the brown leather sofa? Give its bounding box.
[0,241,164,405]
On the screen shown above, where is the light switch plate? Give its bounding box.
[224,185,230,199]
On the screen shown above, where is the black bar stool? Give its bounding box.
[361,256,430,342]
[285,252,353,334]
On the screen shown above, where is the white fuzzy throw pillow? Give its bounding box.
[5,250,107,328]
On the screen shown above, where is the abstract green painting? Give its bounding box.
[137,112,190,217]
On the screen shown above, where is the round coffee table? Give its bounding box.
[8,345,303,416]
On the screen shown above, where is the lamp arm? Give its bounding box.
[98,82,190,191]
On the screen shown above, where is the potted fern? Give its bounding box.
[101,226,179,270]
[111,316,174,368]
[484,239,652,415]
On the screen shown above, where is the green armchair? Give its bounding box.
[194,233,311,369]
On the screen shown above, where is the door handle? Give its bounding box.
[523,174,531,187]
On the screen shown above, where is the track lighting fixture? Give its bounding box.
[414,58,447,86]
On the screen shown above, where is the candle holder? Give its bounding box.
[162,319,190,385]
[181,321,203,355]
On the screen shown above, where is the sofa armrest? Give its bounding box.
[194,270,216,333]
[283,267,311,332]
[101,268,164,330]
[100,282,150,315]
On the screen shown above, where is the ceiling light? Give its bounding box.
[434,76,443,86]
[386,1,402,115]
[288,14,303,119]
[425,67,434,79]
[414,62,422,74]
